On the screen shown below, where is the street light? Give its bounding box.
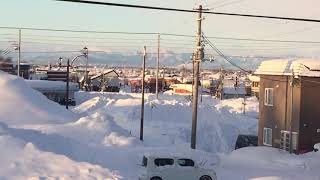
[70,48,89,91]
[12,42,20,77]
[81,46,89,91]
[58,57,63,69]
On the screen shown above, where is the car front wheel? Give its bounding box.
[200,175,212,180]
[150,176,162,180]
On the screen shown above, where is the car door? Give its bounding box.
[153,158,176,180]
[176,158,197,180]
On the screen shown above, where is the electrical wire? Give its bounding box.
[1,26,320,44]
[213,0,248,9]
[55,0,320,23]
[203,33,251,73]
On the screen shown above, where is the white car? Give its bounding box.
[139,155,217,180]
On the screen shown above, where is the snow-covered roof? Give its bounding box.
[25,80,79,91]
[255,59,320,77]
[248,75,260,82]
[223,87,246,95]
[90,69,118,80]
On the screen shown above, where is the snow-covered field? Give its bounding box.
[0,71,319,179]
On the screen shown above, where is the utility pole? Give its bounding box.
[82,46,89,91]
[243,97,246,114]
[156,33,160,99]
[289,70,294,154]
[18,29,21,77]
[66,59,70,109]
[140,46,147,141]
[191,5,204,149]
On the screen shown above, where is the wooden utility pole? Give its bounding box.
[66,59,70,109]
[18,29,21,77]
[289,70,294,154]
[191,5,204,149]
[140,46,147,141]
[156,33,160,99]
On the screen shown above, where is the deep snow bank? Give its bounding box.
[74,92,258,154]
[0,71,78,125]
[217,146,320,180]
[0,124,119,180]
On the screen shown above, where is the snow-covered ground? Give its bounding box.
[0,71,319,179]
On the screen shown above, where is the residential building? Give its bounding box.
[90,69,120,92]
[26,80,79,106]
[255,59,320,154]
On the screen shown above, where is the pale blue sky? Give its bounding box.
[1,0,320,56]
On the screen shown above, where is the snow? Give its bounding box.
[0,134,118,180]
[0,71,78,126]
[248,75,260,82]
[255,59,320,77]
[0,70,319,179]
[217,146,320,180]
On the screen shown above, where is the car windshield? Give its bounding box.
[177,159,195,167]
[154,158,174,166]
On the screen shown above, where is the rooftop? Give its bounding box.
[25,80,79,91]
[255,59,320,77]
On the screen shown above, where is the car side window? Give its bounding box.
[177,159,195,167]
[142,156,148,167]
[154,158,174,166]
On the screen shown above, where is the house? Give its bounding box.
[255,59,320,154]
[170,84,210,95]
[26,80,79,106]
[248,75,260,99]
[90,69,120,92]
[46,70,68,81]
[216,78,246,99]
[129,78,142,93]
[220,86,246,99]
[19,63,31,79]
[145,76,164,93]
[0,62,15,74]
[170,84,193,95]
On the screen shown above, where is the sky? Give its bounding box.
[1,0,320,59]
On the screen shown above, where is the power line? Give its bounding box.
[55,0,320,23]
[1,26,320,44]
[0,26,157,35]
[213,0,248,9]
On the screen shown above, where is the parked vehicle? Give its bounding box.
[235,134,258,150]
[139,155,217,180]
[314,143,320,152]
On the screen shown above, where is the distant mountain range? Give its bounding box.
[16,51,297,71]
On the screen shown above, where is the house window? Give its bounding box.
[263,128,272,146]
[264,88,274,106]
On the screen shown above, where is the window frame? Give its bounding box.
[142,156,148,167]
[154,158,174,167]
[264,88,274,106]
[177,158,195,167]
[263,127,272,146]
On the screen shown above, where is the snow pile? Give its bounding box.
[255,58,320,77]
[74,92,258,154]
[0,124,120,180]
[217,147,320,180]
[0,71,78,126]
[215,97,259,118]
